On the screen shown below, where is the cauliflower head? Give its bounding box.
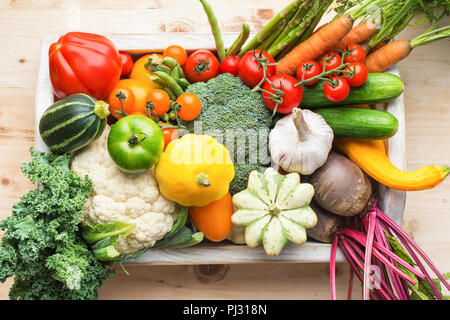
[71,125,176,254]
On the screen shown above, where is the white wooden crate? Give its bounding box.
[34,33,406,265]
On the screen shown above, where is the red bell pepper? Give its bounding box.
[48,32,122,100]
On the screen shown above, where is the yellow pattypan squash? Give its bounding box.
[154,134,235,207]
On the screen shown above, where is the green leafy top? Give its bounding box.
[0,148,113,300]
[386,235,450,300]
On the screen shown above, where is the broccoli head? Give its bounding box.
[182,73,272,194]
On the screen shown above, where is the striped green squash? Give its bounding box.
[39,93,110,154]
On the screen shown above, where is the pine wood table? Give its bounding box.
[0,0,449,300]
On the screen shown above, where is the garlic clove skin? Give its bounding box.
[269,108,334,175]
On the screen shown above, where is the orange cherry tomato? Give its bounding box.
[163,45,188,66]
[175,93,202,121]
[131,111,147,116]
[189,192,234,242]
[107,79,152,119]
[160,122,179,149]
[145,89,171,117]
[129,53,163,88]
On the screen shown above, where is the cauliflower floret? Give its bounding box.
[71,125,176,254]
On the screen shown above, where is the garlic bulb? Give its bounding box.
[269,108,334,175]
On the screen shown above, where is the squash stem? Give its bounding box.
[438,165,450,178]
[196,172,211,187]
[94,100,110,119]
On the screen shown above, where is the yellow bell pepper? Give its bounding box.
[154,134,235,206]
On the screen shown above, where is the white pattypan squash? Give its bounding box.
[231,167,317,256]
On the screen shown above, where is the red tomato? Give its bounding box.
[239,50,276,88]
[343,44,366,63]
[220,55,240,76]
[296,60,321,85]
[119,51,134,77]
[343,62,368,87]
[262,74,303,114]
[319,52,342,74]
[48,32,122,100]
[160,123,179,149]
[323,76,350,102]
[184,49,220,83]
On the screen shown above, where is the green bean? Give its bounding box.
[199,0,226,62]
[148,74,165,89]
[161,56,179,69]
[226,23,250,56]
[177,78,191,90]
[177,64,186,79]
[157,64,173,75]
[171,66,180,80]
[154,71,184,97]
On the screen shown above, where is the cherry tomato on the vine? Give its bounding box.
[323,76,350,102]
[160,122,179,149]
[239,50,276,89]
[319,52,342,74]
[296,60,321,85]
[262,74,303,114]
[343,43,366,63]
[119,51,134,77]
[175,93,202,121]
[163,45,188,66]
[184,49,220,83]
[220,55,240,76]
[145,89,171,117]
[108,79,152,119]
[343,62,368,87]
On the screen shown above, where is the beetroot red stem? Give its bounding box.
[338,239,379,300]
[330,234,338,300]
[347,268,354,300]
[344,229,425,278]
[380,220,443,299]
[342,236,397,300]
[374,222,408,300]
[363,210,377,300]
[376,207,450,291]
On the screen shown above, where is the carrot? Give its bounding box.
[366,25,450,72]
[189,192,234,242]
[367,39,387,54]
[335,20,379,51]
[276,15,354,75]
[365,40,411,72]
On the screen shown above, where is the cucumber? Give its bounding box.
[314,107,399,139]
[39,93,110,154]
[301,73,403,108]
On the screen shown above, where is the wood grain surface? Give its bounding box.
[0,0,449,300]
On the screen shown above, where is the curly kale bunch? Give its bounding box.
[183,73,272,194]
[0,148,114,300]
